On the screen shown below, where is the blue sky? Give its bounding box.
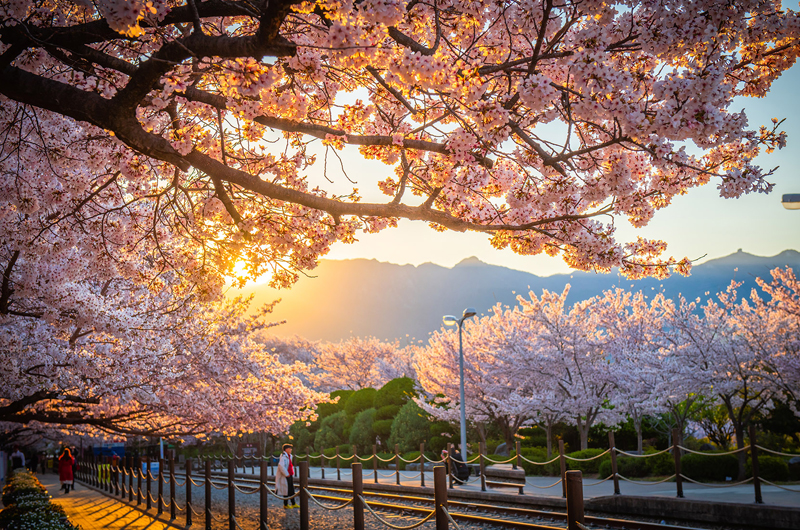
[315,65,800,277]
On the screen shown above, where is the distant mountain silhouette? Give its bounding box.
[233,249,800,343]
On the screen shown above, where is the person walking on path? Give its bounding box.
[59,448,75,493]
[10,447,25,470]
[276,443,298,509]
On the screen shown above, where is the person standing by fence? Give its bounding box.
[58,448,75,493]
[10,447,25,470]
[276,443,299,509]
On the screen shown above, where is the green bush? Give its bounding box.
[388,401,431,453]
[512,447,560,476]
[345,388,377,416]
[747,455,789,482]
[349,408,377,452]
[315,410,349,450]
[645,448,674,476]
[428,436,450,454]
[374,377,416,410]
[565,448,610,474]
[376,404,401,421]
[598,456,650,478]
[681,453,738,482]
[373,419,394,439]
[0,470,77,530]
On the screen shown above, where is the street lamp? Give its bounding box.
[443,307,477,458]
[782,194,800,210]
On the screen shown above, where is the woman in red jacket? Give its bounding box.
[58,448,75,493]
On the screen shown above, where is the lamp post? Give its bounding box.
[782,194,800,210]
[443,307,477,458]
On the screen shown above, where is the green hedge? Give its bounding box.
[0,470,78,530]
[747,455,789,482]
[565,448,610,474]
[599,456,650,478]
[681,453,738,482]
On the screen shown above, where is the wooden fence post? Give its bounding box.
[205,459,212,530]
[395,444,401,485]
[420,442,426,488]
[260,456,268,530]
[186,459,193,529]
[353,462,364,530]
[157,457,164,515]
[228,459,236,530]
[479,442,486,492]
[609,432,620,495]
[373,445,378,484]
[320,448,325,480]
[515,440,521,471]
[558,440,567,498]
[750,425,763,504]
[131,455,137,503]
[336,447,341,481]
[146,457,152,510]
[169,457,176,520]
[565,470,585,530]
[434,465,448,530]
[299,461,309,530]
[672,428,683,498]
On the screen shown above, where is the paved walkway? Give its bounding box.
[39,473,176,530]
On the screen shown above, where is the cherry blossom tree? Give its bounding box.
[1,0,796,298]
[310,335,399,390]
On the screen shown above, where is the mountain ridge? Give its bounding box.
[234,249,800,342]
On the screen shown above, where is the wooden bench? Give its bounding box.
[483,465,525,494]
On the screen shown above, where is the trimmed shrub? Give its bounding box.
[345,388,377,416]
[374,377,416,410]
[373,419,394,439]
[0,470,77,530]
[388,401,431,453]
[645,448,674,476]
[349,408,377,452]
[747,455,789,482]
[681,453,738,482]
[598,456,650,478]
[565,448,610,474]
[513,447,560,476]
[315,410,349,450]
[428,436,450,454]
[376,404,401,421]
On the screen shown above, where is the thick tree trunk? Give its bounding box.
[576,417,589,451]
[635,417,643,454]
[733,423,747,480]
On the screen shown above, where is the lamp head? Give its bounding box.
[443,315,458,327]
[462,307,477,319]
[783,193,800,210]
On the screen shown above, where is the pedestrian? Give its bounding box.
[10,447,25,470]
[29,451,39,473]
[58,448,75,493]
[276,443,299,509]
[451,448,470,483]
[440,449,449,474]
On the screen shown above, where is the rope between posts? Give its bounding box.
[565,449,611,461]
[210,510,226,521]
[423,456,445,463]
[576,523,591,530]
[209,480,228,490]
[617,474,676,485]
[148,492,158,504]
[173,477,187,487]
[583,474,615,486]
[233,483,260,494]
[759,478,800,492]
[615,447,673,458]
[357,455,375,461]
[376,455,396,462]
[264,484,301,500]
[524,477,562,489]
[450,472,480,485]
[483,455,517,464]
[442,507,461,530]
[377,471,396,477]
[398,455,422,463]
[359,495,435,530]
[756,445,800,458]
[449,456,480,464]
[519,454,560,465]
[679,474,754,487]
[304,489,355,510]
[189,477,206,487]
[677,445,750,456]
[187,501,204,517]
[174,501,185,512]
[231,515,247,530]
[399,472,422,479]
[338,454,356,461]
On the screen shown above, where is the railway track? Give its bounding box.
[181,472,706,530]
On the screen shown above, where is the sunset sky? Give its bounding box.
[310,65,800,278]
